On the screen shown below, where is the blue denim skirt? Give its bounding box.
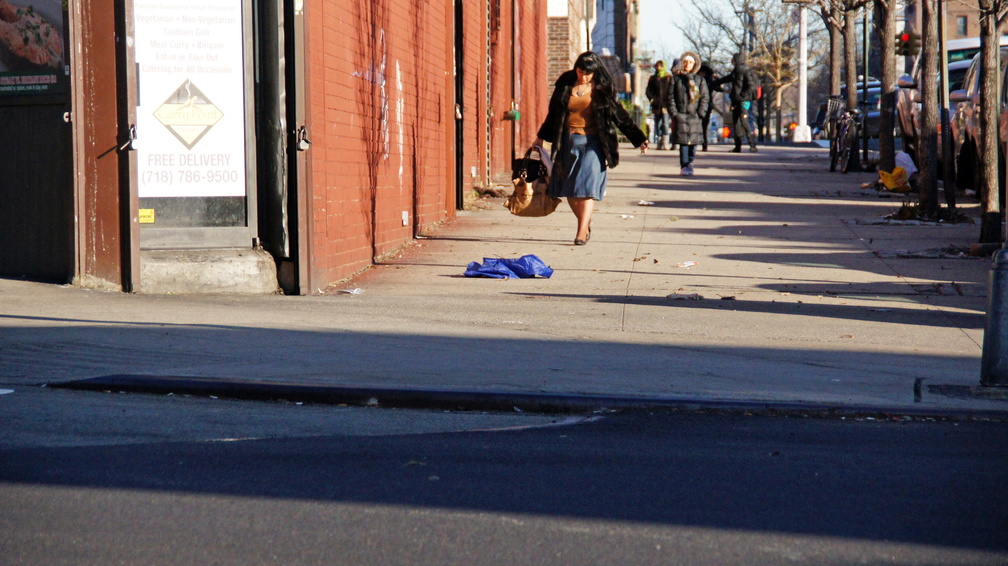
[548,133,608,201]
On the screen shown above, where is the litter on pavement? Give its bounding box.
[464,254,554,279]
[667,292,703,300]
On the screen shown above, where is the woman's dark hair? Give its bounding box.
[574,51,614,97]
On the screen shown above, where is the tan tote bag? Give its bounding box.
[505,146,561,217]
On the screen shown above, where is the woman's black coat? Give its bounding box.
[668,71,710,146]
[536,70,647,169]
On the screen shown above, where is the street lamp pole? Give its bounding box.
[784,0,812,143]
[862,7,869,163]
[793,5,811,142]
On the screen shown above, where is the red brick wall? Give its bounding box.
[489,0,548,183]
[546,1,584,89]
[489,7,510,184]
[546,18,568,91]
[303,0,546,291]
[460,0,488,190]
[517,0,548,153]
[305,0,454,287]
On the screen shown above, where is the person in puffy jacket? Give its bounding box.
[534,51,648,246]
[667,52,709,176]
[715,52,759,152]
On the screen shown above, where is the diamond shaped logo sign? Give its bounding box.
[153,80,224,150]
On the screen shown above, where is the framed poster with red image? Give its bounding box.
[0,0,70,100]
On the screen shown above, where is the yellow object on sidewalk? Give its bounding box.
[878,166,912,192]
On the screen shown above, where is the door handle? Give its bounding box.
[296,125,311,151]
[119,124,138,151]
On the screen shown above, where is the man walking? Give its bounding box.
[715,52,759,153]
[645,60,671,150]
[696,62,717,152]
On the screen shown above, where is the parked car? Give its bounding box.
[949,49,1008,203]
[896,36,1005,167]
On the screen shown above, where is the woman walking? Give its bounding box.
[534,51,648,246]
[667,52,709,176]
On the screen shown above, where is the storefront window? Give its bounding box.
[133,0,252,236]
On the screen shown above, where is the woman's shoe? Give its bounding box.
[574,238,587,246]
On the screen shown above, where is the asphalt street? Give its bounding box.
[1,400,1006,565]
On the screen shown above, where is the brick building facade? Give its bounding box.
[295,0,550,287]
[1,0,548,294]
[546,0,589,88]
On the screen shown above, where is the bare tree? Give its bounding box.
[676,7,735,69]
[638,41,681,71]
[810,0,865,141]
[917,0,941,216]
[816,1,845,96]
[977,0,1008,242]
[678,0,811,139]
[839,0,876,112]
[749,3,802,140]
[676,14,735,125]
[873,0,899,172]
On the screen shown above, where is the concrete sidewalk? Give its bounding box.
[1,144,1004,416]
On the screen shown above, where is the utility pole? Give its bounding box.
[784,0,812,143]
[861,7,869,164]
[938,0,956,208]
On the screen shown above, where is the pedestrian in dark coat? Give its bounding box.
[534,51,648,246]
[645,60,672,149]
[714,52,759,152]
[667,52,709,176]
[696,62,717,151]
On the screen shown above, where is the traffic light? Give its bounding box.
[896,32,911,56]
[908,32,921,53]
[895,31,921,56]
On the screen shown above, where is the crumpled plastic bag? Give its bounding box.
[878,166,912,192]
[464,254,554,279]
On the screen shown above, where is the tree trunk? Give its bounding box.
[979,1,1004,243]
[830,9,843,95]
[917,0,940,217]
[874,0,898,173]
[777,104,783,142]
[844,10,858,111]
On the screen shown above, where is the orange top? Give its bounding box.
[566,89,597,135]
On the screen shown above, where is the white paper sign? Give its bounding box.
[134,1,246,198]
